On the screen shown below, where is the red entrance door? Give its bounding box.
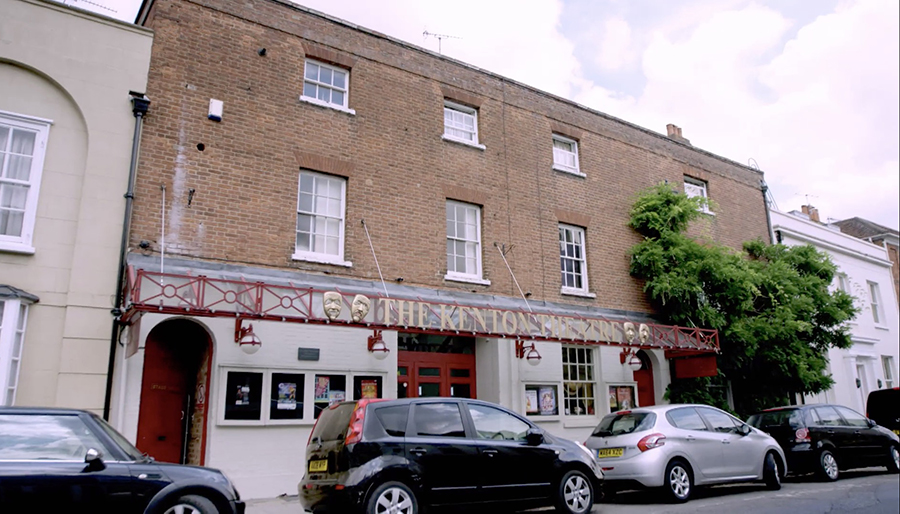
[634,351,655,407]
[136,320,209,464]
[397,351,476,399]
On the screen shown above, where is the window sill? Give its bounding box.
[874,324,890,331]
[552,164,586,178]
[563,417,600,428]
[442,134,486,151]
[698,209,716,216]
[292,252,353,267]
[299,95,356,116]
[444,273,491,286]
[0,242,36,255]
[561,287,596,299]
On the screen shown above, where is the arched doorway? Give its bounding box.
[634,350,655,407]
[136,318,212,465]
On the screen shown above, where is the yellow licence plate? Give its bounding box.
[893,430,899,436]
[596,448,625,458]
[308,459,328,472]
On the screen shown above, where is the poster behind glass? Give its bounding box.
[608,385,636,413]
[353,376,383,400]
[270,372,305,420]
[314,374,347,418]
[225,371,263,420]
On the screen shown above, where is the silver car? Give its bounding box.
[584,404,787,502]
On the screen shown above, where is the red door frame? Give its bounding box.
[397,351,476,399]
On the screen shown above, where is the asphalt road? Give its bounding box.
[246,468,899,514]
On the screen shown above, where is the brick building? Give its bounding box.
[114,0,769,498]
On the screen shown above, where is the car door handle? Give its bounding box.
[853,430,861,435]
[410,448,427,456]
[721,440,731,444]
[138,473,163,480]
[483,449,498,457]
[685,436,696,442]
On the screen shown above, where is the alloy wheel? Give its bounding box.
[374,486,414,514]
[822,452,839,480]
[163,506,202,514]
[892,447,899,470]
[563,474,591,513]
[669,465,690,499]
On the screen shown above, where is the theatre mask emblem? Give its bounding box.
[351,295,371,322]
[323,291,342,320]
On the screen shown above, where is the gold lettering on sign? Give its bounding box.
[471,307,486,332]
[398,300,415,326]
[492,310,500,333]
[501,311,518,334]
[418,302,431,329]
[381,299,394,325]
[598,320,612,342]
[587,320,601,341]
[440,305,456,331]
[517,312,530,336]
[458,307,468,331]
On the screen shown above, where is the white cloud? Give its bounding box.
[595,17,635,71]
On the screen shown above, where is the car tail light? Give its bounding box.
[637,433,666,452]
[344,399,386,446]
[794,427,810,443]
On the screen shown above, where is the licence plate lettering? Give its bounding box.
[596,447,624,458]
[308,459,328,472]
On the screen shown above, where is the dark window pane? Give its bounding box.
[270,373,304,420]
[225,371,263,421]
[419,383,440,397]
[0,414,108,460]
[310,403,355,442]
[419,367,440,377]
[467,404,530,441]
[375,405,409,437]
[413,403,466,437]
[450,384,471,398]
[450,369,470,378]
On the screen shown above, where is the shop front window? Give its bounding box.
[562,346,596,416]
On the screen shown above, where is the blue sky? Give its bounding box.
[65,0,899,229]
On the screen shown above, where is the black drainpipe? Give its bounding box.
[761,179,775,245]
[103,93,150,421]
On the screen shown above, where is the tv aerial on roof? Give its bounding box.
[423,30,462,55]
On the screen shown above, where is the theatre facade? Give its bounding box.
[115,0,769,499]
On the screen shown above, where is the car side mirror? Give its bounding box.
[866,418,877,428]
[525,428,544,446]
[84,448,105,469]
[738,424,751,436]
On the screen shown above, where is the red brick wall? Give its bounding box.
[131,0,769,315]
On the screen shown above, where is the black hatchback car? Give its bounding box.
[0,407,244,513]
[748,403,900,481]
[299,398,603,514]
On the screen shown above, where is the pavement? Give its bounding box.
[245,494,303,514]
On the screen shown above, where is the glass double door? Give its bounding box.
[398,351,476,399]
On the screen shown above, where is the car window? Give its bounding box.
[374,405,409,437]
[834,406,868,428]
[94,415,144,460]
[698,407,740,434]
[0,414,108,461]
[666,408,708,431]
[413,403,466,438]
[467,404,530,441]
[748,409,804,429]
[814,406,843,427]
[592,412,656,437]
[310,403,356,442]
[807,408,822,425]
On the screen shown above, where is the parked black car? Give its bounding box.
[747,403,900,481]
[867,388,899,436]
[0,407,244,514]
[299,398,603,514]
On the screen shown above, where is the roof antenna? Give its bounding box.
[423,29,462,55]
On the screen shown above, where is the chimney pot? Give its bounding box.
[801,205,820,222]
[666,124,678,137]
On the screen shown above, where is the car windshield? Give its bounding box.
[747,409,804,429]
[592,412,656,437]
[93,416,146,461]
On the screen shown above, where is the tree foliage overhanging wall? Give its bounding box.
[628,184,857,416]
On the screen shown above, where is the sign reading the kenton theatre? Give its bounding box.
[124,268,718,352]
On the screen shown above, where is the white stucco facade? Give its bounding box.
[771,209,900,414]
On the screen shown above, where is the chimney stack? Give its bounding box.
[801,205,820,223]
[665,124,691,145]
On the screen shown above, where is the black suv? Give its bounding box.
[747,403,900,481]
[867,388,899,436]
[0,407,244,513]
[299,398,603,514]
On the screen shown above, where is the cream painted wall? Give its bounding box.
[0,0,152,409]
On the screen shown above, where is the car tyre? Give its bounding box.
[163,494,217,514]
[366,481,418,514]
[663,459,692,503]
[554,469,593,514]
[763,452,782,490]
[817,449,839,481]
[887,445,900,474]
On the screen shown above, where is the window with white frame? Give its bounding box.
[836,273,849,293]
[883,356,895,389]
[1,112,51,253]
[868,281,882,324]
[683,177,711,213]
[445,200,483,281]
[294,171,348,266]
[562,346,596,416]
[0,299,30,406]
[552,134,580,174]
[559,224,589,295]
[443,101,478,144]
[302,59,350,110]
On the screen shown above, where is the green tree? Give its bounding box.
[628,184,857,417]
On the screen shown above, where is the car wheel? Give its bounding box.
[664,460,692,503]
[554,469,593,514]
[366,481,418,514]
[817,449,839,481]
[763,452,782,490]
[887,445,900,474]
[163,495,217,514]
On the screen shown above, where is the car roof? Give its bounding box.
[607,404,726,414]
[0,406,94,416]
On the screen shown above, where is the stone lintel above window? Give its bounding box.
[301,42,357,69]
[550,121,582,141]
[439,85,483,109]
[555,209,590,229]
[294,151,355,178]
[443,185,488,207]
